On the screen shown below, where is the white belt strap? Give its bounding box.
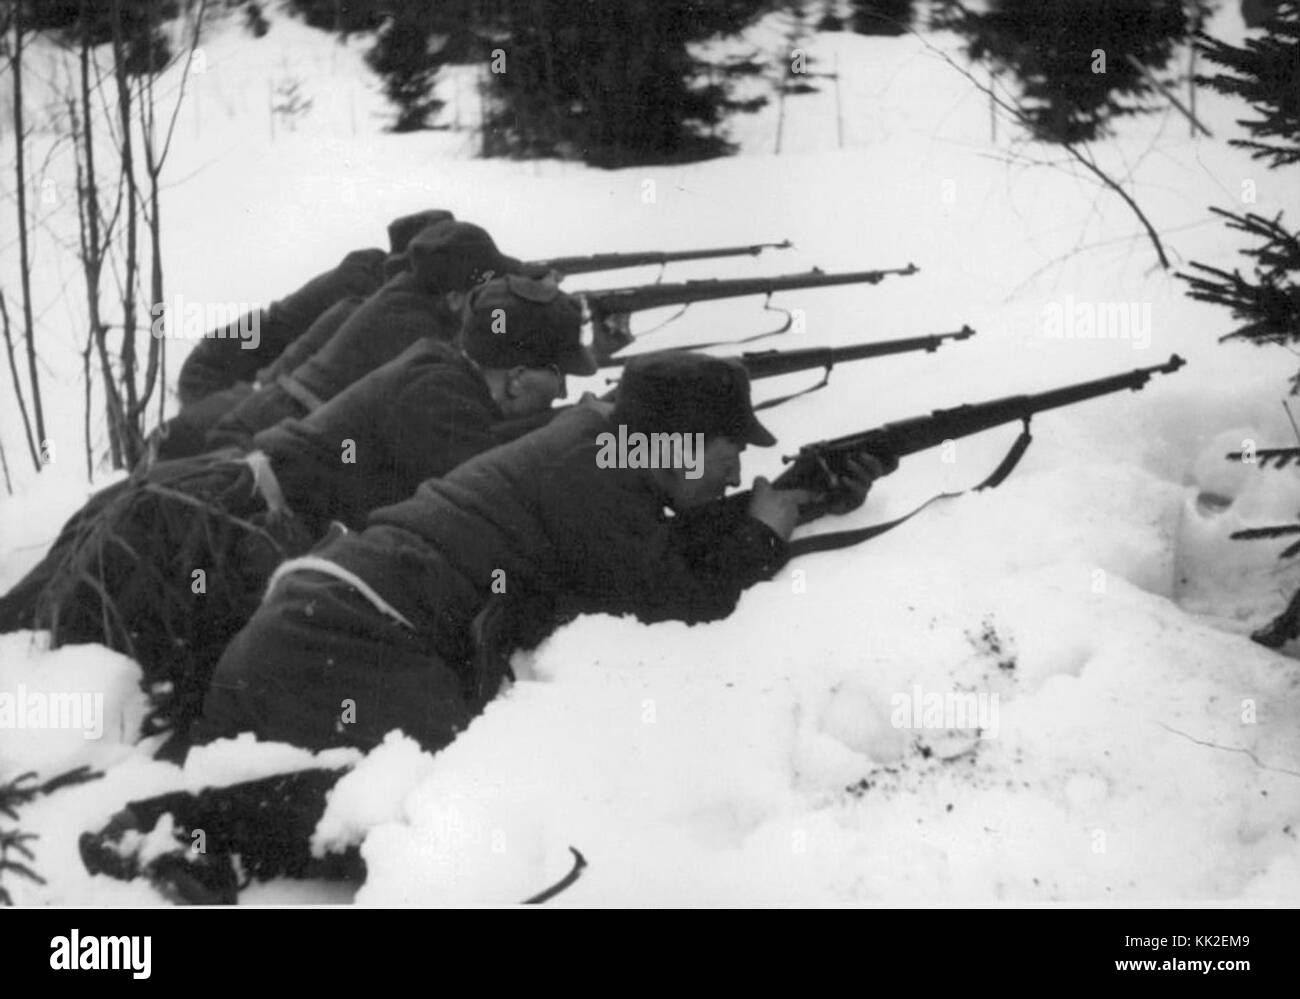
[275,373,326,413]
[243,450,289,516]
[265,555,417,631]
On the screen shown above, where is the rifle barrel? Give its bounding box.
[580,264,919,315]
[600,326,977,377]
[535,240,792,277]
[740,326,977,380]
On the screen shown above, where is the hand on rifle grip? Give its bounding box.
[748,478,815,540]
[819,453,892,517]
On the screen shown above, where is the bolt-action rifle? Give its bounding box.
[605,326,977,409]
[603,326,977,377]
[492,327,980,442]
[575,263,920,363]
[532,240,792,278]
[674,354,1187,558]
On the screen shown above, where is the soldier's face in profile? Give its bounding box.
[503,365,566,418]
[670,435,744,509]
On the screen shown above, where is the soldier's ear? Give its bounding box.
[505,366,527,399]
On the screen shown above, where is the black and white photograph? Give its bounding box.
[0,0,1296,928]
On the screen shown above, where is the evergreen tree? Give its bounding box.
[482,0,769,167]
[1196,0,1300,167]
[1193,5,1300,646]
[284,0,383,35]
[1179,3,1300,379]
[935,0,1188,143]
[1181,208,1300,353]
[850,0,915,37]
[364,0,448,132]
[0,767,101,905]
[23,0,180,75]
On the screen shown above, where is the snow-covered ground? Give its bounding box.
[1,4,1298,905]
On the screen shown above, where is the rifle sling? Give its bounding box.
[753,368,831,412]
[786,423,1034,559]
[621,307,789,354]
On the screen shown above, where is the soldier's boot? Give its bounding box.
[80,769,363,904]
[79,806,240,905]
[148,850,240,905]
[78,808,146,882]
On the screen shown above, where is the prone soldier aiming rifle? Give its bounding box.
[674,354,1187,561]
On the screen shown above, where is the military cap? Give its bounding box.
[409,221,511,294]
[613,351,776,447]
[387,209,456,254]
[463,275,596,376]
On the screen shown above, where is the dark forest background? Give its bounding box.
[9,0,1276,165]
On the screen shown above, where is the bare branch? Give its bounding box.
[159,0,209,165]
[912,28,1171,271]
[1123,52,1213,138]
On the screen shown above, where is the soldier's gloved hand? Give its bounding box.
[821,454,890,516]
[748,478,815,540]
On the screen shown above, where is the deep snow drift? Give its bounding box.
[1,6,1297,905]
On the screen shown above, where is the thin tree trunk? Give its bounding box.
[78,2,126,471]
[833,52,844,149]
[138,38,164,421]
[1187,18,1198,140]
[0,290,40,469]
[775,73,787,154]
[138,0,207,430]
[83,335,93,481]
[12,4,47,458]
[110,0,142,466]
[0,432,12,494]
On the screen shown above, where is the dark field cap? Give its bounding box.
[409,220,511,293]
[463,275,596,376]
[387,209,455,254]
[613,352,776,447]
[498,255,555,279]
